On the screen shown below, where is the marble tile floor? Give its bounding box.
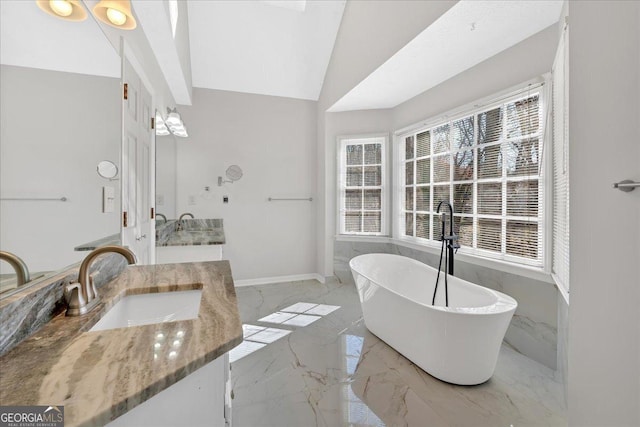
[231,279,566,427]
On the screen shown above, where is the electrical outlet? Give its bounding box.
[223,196,229,204]
[188,195,197,205]
[156,194,165,205]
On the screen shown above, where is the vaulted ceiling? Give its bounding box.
[329,0,564,112]
[0,0,120,78]
[1,0,564,109]
[188,0,346,100]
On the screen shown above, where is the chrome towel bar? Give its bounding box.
[612,180,640,192]
[1,196,68,201]
[268,197,313,202]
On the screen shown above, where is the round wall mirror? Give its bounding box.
[218,165,243,186]
[97,160,118,180]
[226,165,243,181]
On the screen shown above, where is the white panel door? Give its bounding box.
[122,56,153,264]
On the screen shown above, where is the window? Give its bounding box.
[400,87,545,267]
[552,27,570,297]
[338,136,387,235]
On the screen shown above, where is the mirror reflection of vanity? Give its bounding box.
[0,1,121,295]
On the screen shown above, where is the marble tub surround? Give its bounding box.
[157,218,225,246]
[334,240,559,370]
[0,261,243,427]
[232,280,566,426]
[0,253,128,356]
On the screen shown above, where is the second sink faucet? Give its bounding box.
[0,251,31,287]
[65,245,137,316]
[177,212,194,230]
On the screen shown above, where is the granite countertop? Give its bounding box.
[0,261,243,427]
[156,218,226,247]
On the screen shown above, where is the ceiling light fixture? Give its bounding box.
[93,0,137,30]
[36,0,87,21]
[155,113,170,136]
[165,108,188,138]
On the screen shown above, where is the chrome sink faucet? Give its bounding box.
[0,251,31,286]
[156,213,167,224]
[65,245,137,316]
[176,212,194,230]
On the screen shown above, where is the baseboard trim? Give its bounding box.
[234,273,326,287]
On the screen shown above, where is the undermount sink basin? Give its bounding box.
[90,290,202,332]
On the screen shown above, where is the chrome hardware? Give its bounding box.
[136,234,147,241]
[613,180,640,192]
[0,197,67,202]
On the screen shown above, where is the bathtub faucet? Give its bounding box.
[436,201,460,276]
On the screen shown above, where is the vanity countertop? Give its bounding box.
[0,261,242,427]
[156,218,226,247]
[74,233,121,251]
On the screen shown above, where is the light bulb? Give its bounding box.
[49,0,73,17]
[106,7,127,26]
[165,112,181,126]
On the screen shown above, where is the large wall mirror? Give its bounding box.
[0,1,122,296]
[155,134,178,220]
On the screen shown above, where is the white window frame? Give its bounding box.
[393,78,551,270]
[336,134,388,236]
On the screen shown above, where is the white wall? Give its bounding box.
[176,88,317,281]
[317,0,457,277]
[155,135,177,219]
[392,25,559,129]
[568,2,640,425]
[0,65,121,273]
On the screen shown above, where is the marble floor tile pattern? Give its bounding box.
[232,279,566,427]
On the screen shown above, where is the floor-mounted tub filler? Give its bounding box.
[349,253,517,385]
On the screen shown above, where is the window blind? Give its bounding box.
[338,136,386,235]
[552,25,570,297]
[400,87,545,267]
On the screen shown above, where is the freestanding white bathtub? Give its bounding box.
[349,253,517,385]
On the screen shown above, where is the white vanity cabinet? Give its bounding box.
[156,244,224,263]
[155,219,226,264]
[107,353,232,427]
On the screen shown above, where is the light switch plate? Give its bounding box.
[103,186,115,213]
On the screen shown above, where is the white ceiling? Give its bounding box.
[0,0,120,78]
[188,0,346,101]
[328,0,564,112]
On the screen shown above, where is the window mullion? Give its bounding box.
[501,106,508,255]
[361,145,365,233]
[473,115,478,250]
[412,136,417,237]
[429,130,434,241]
